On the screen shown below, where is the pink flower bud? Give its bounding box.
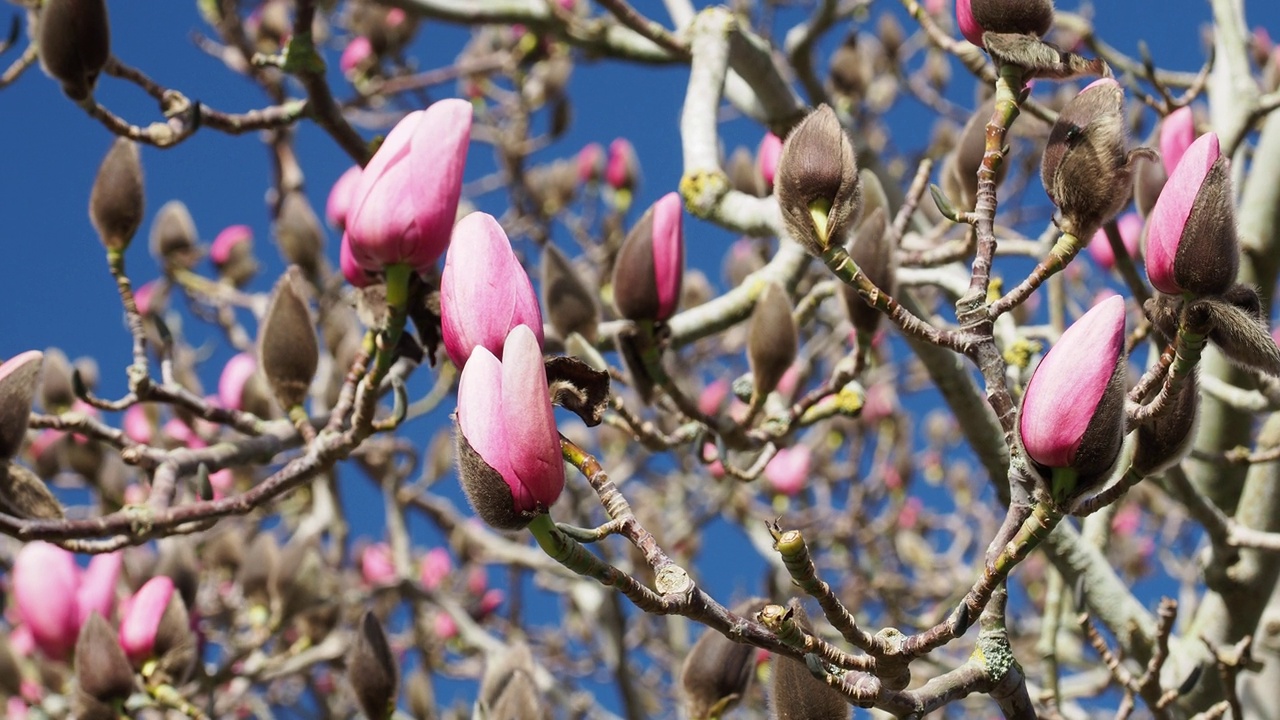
[764,446,811,496]
[955,0,984,46]
[698,379,730,416]
[218,352,258,411]
[432,612,458,640]
[605,138,639,191]
[1019,295,1127,504]
[210,225,252,266]
[1159,106,1196,176]
[118,575,175,662]
[477,588,504,616]
[346,99,473,274]
[14,542,79,659]
[1145,132,1239,296]
[76,552,122,628]
[133,279,162,317]
[419,548,452,592]
[340,233,376,288]
[326,166,363,230]
[757,132,782,190]
[1086,212,1143,270]
[577,142,604,184]
[455,325,564,529]
[340,36,373,76]
[360,543,397,586]
[208,468,234,498]
[957,0,1054,48]
[122,404,154,444]
[612,192,685,322]
[440,213,544,368]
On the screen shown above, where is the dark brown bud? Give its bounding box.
[1132,372,1200,476]
[970,0,1054,38]
[776,105,862,255]
[348,611,399,720]
[768,602,851,720]
[152,589,197,685]
[680,599,766,720]
[0,631,22,696]
[40,348,74,413]
[728,147,766,197]
[748,283,798,400]
[454,419,530,530]
[155,538,200,610]
[828,34,867,102]
[1132,153,1167,218]
[1193,294,1280,376]
[0,462,63,520]
[1041,79,1146,237]
[542,244,599,343]
[478,643,549,720]
[150,200,201,272]
[89,138,145,252]
[611,193,683,323]
[841,207,896,338]
[75,612,134,703]
[406,668,437,720]
[258,268,319,410]
[275,192,326,280]
[982,33,1106,80]
[37,0,110,100]
[0,351,42,460]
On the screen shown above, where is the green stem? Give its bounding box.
[988,232,1083,319]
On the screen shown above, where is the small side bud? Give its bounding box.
[348,611,399,720]
[478,643,549,720]
[747,283,798,400]
[1132,373,1200,476]
[150,200,201,273]
[776,105,862,254]
[89,138,145,252]
[1195,294,1280,376]
[258,268,319,410]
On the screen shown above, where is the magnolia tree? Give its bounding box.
[5,0,1280,717]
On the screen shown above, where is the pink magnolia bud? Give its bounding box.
[218,352,257,411]
[477,588,504,616]
[210,225,252,266]
[1086,212,1143,270]
[957,0,1054,48]
[698,379,730,416]
[432,612,458,640]
[1145,132,1239,296]
[76,552,122,628]
[455,325,564,529]
[764,446,811,496]
[1159,106,1196,176]
[346,98,473,274]
[118,575,175,662]
[326,166,363,230]
[419,548,452,591]
[122,404,154,444]
[757,132,782,190]
[208,468,234,498]
[340,233,376,288]
[612,192,685,322]
[340,35,374,76]
[1019,295,1127,505]
[577,142,604,184]
[360,543,397,586]
[955,0,984,45]
[440,212,544,368]
[133,279,162,317]
[14,542,80,659]
[605,138,639,192]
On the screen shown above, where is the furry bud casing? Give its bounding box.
[775,105,862,255]
[841,207,896,338]
[542,244,600,343]
[348,611,398,720]
[768,601,852,720]
[74,612,134,703]
[38,0,111,100]
[258,268,319,409]
[748,282,798,399]
[89,138,145,252]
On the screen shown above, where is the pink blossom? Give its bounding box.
[757,132,782,190]
[210,225,252,265]
[118,575,176,662]
[577,142,604,184]
[1159,107,1197,176]
[478,588,504,616]
[698,378,730,416]
[650,192,685,321]
[325,166,363,230]
[123,404,154,444]
[218,352,258,411]
[764,446,811,496]
[209,468,234,498]
[340,36,373,76]
[1086,212,1143,270]
[13,542,79,659]
[605,138,637,191]
[76,551,123,627]
[133,279,162,316]
[432,612,457,640]
[419,548,452,592]
[1146,132,1235,296]
[360,543,397,586]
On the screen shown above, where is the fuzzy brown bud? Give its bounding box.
[239,532,281,606]
[776,105,862,254]
[454,420,531,530]
[150,200,201,272]
[768,602,851,720]
[981,33,1106,80]
[348,611,399,720]
[828,35,867,102]
[478,643,549,720]
[406,668,437,720]
[1041,79,1147,237]
[275,192,326,280]
[1132,373,1200,476]
[0,351,42,460]
[1193,294,1280,376]
[258,268,319,410]
[680,599,766,719]
[841,207,896,338]
[747,283,798,400]
[151,589,197,685]
[89,138,145,252]
[1133,153,1167,218]
[75,612,134,703]
[37,0,110,100]
[728,146,766,197]
[0,461,65,520]
[41,348,75,413]
[969,0,1054,39]
[542,244,599,343]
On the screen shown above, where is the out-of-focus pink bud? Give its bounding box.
[118,575,175,662]
[419,548,452,592]
[605,138,639,192]
[764,446,811,496]
[340,233,376,288]
[440,213,544,368]
[133,280,162,317]
[698,379,730,416]
[577,142,604,184]
[956,0,1053,47]
[898,497,922,530]
[360,543,397,586]
[340,36,374,76]
[7,697,27,720]
[1019,295,1127,505]
[14,542,80,659]
[1146,132,1239,296]
[211,225,252,267]
[326,166,363,230]
[122,405,154,445]
[925,0,947,14]
[612,192,685,322]
[208,468,234,498]
[162,418,204,448]
[386,7,406,25]
[1159,107,1196,176]
[757,132,782,190]
[76,552,122,627]
[346,99,473,274]
[466,566,488,597]
[1111,504,1142,536]
[477,588,504,616]
[218,353,258,411]
[1086,212,1143,270]
[432,612,458,640]
[455,326,563,529]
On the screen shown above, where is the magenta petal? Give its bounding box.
[340,232,375,288]
[14,542,79,659]
[1019,296,1126,468]
[764,446,811,497]
[76,551,122,627]
[457,346,511,481]
[419,547,452,591]
[500,326,563,512]
[1146,132,1220,294]
[218,352,257,410]
[956,0,984,46]
[651,192,685,321]
[757,132,782,188]
[325,165,363,230]
[210,225,252,265]
[360,543,396,586]
[119,575,175,662]
[440,212,543,368]
[340,36,373,75]
[606,138,635,190]
[1159,106,1196,176]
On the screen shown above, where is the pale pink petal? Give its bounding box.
[651,192,685,321]
[1147,133,1220,294]
[118,575,175,662]
[501,326,563,512]
[14,542,80,659]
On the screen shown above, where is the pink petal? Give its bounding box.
[955,0,984,46]
[764,446,811,496]
[651,192,685,321]
[457,346,512,482]
[500,326,563,512]
[1146,132,1220,294]
[757,133,782,189]
[76,552,123,627]
[360,543,397,586]
[218,353,257,411]
[119,576,176,662]
[13,542,80,659]
[326,166,363,230]
[210,225,252,265]
[1159,106,1196,176]
[340,36,373,75]
[419,548,452,592]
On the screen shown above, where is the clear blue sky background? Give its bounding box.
[2,0,1278,716]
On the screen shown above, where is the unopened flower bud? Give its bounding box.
[542,244,599,343]
[239,532,280,607]
[326,166,363,230]
[1019,295,1127,506]
[89,138,145,252]
[758,132,783,191]
[74,612,134,703]
[348,611,398,720]
[1193,293,1280,376]
[14,541,79,659]
[764,447,811,496]
[943,99,1006,210]
[1041,79,1147,237]
[0,461,65,520]
[776,105,862,254]
[605,138,640,193]
[1132,373,1200,476]
[769,601,852,720]
[0,351,43,460]
[1145,132,1239,297]
[275,192,326,280]
[680,599,767,719]
[478,643,547,720]
[258,268,319,410]
[958,0,1054,47]
[728,147,765,197]
[747,282,798,400]
[1159,106,1197,175]
[1087,212,1142,270]
[577,142,604,184]
[1132,153,1167,218]
[37,0,111,100]
[841,207,896,338]
[612,192,685,323]
[211,224,258,287]
[150,200,201,272]
[828,34,867,102]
